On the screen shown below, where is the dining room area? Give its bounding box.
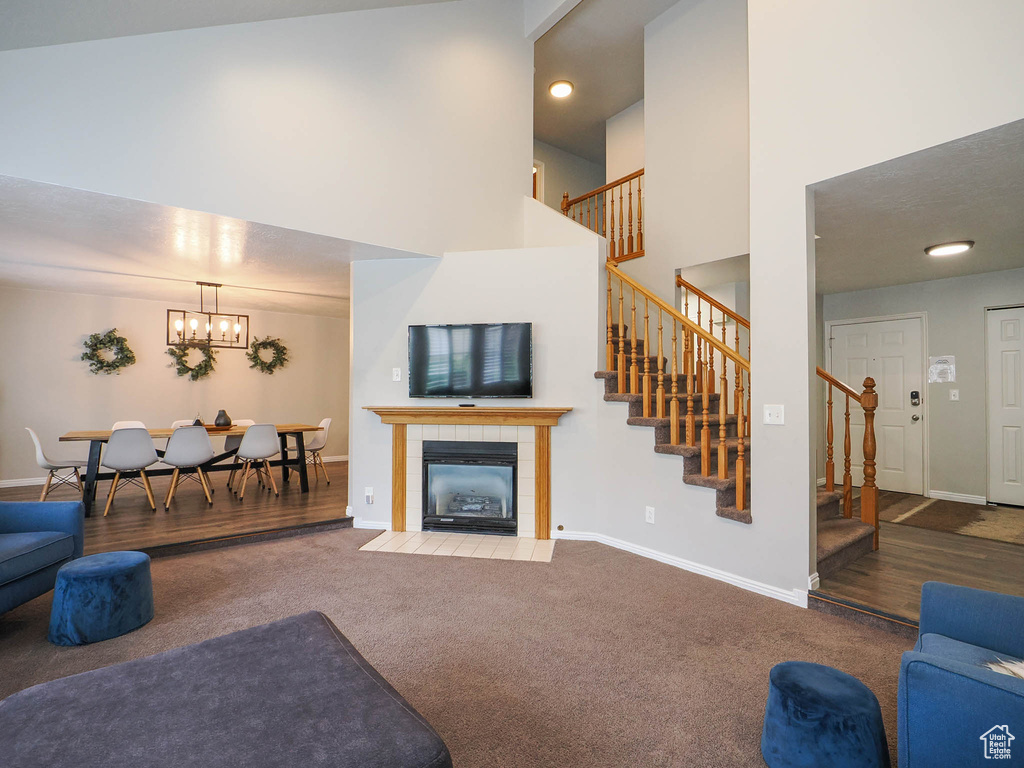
[0,178,379,558]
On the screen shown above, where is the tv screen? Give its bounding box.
[408,323,533,398]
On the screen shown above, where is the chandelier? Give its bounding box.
[166,282,250,350]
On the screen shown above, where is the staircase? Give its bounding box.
[566,174,881,577]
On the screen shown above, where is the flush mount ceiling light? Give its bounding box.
[925,241,974,257]
[549,80,574,98]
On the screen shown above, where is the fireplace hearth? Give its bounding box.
[422,441,517,535]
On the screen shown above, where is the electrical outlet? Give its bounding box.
[364,487,374,504]
[645,506,655,524]
[949,389,959,401]
[763,404,785,425]
[392,367,402,382]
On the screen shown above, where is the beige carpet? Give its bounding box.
[0,528,912,766]
[876,489,1024,546]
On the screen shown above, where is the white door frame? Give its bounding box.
[985,302,1024,505]
[824,311,930,497]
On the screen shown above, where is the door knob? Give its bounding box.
[911,414,921,422]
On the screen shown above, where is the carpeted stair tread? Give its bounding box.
[716,505,753,525]
[683,463,750,491]
[817,489,843,507]
[654,437,749,458]
[816,518,874,561]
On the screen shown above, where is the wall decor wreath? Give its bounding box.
[81,329,137,375]
[246,336,289,375]
[166,343,217,381]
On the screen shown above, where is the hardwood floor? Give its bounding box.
[817,519,1024,622]
[0,461,349,555]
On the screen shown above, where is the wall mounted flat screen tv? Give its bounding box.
[408,323,533,398]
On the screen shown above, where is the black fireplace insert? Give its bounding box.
[421,440,517,535]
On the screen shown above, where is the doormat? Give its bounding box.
[874,490,1024,546]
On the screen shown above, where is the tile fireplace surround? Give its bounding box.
[364,407,573,539]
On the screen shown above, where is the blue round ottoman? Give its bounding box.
[48,551,154,646]
[761,661,890,768]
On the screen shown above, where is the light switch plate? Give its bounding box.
[392,367,402,382]
[645,506,655,524]
[949,389,959,401]
[763,404,785,425]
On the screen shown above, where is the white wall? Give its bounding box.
[605,99,645,183]
[748,0,1024,587]
[0,0,532,258]
[532,139,605,211]
[640,0,749,300]
[0,286,348,482]
[823,268,1024,501]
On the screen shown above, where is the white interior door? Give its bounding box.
[828,317,925,494]
[987,307,1024,506]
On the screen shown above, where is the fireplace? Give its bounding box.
[421,440,517,535]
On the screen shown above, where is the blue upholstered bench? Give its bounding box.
[1,611,453,768]
[761,660,890,768]
[48,551,154,645]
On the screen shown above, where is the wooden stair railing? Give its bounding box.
[817,367,879,550]
[562,169,644,263]
[606,262,750,511]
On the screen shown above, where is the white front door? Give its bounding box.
[828,317,925,494]
[987,307,1024,506]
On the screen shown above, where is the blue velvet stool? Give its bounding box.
[48,551,154,646]
[761,661,890,768]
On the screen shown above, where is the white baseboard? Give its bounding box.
[0,476,48,488]
[928,490,987,506]
[816,477,826,487]
[353,518,389,530]
[552,529,808,607]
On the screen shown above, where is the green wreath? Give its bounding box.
[166,343,217,381]
[81,329,136,375]
[246,336,289,375]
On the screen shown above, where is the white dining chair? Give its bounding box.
[234,424,280,500]
[112,420,146,431]
[101,427,159,516]
[25,428,87,501]
[300,418,332,484]
[162,426,216,509]
[225,419,255,489]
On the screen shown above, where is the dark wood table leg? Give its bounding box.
[279,435,290,484]
[295,432,309,493]
[82,440,103,517]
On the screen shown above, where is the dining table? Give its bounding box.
[59,424,325,516]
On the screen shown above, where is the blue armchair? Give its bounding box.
[898,582,1024,767]
[0,501,84,616]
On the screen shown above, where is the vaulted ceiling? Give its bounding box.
[0,0,453,51]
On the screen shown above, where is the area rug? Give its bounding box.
[875,490,1024,546]
[0,528,911,767]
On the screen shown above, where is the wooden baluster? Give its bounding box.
[695,303,703,393]
[642,299,651,417]
[736,379,746,511]
[706,312,716,395]
[843,394,853,518]
[746,379,751,437]
[861,378,879,550]
[734,320,742,417]
[627,179,634,254]
[586,196,591,231]
[602,190,607,238]
[670,321,680,445]
[825,383,835,492]
[617,279,626,394]
[636,174,643,252]
[561,192,569,215]
[686,337,696,447]
[721,318,729,414]
[605,274,614,372]
[656,311,666,419]
[717,347,727,480]
[629,288,638,394]
[618,183,625,257]
[701,343,711,475]
[609,193,616,261]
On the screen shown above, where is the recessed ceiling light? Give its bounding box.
[925,241,974,257]
[549,80,574,98]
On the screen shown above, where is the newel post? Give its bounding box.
[561,192,570,215]
[860,377,879,550]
